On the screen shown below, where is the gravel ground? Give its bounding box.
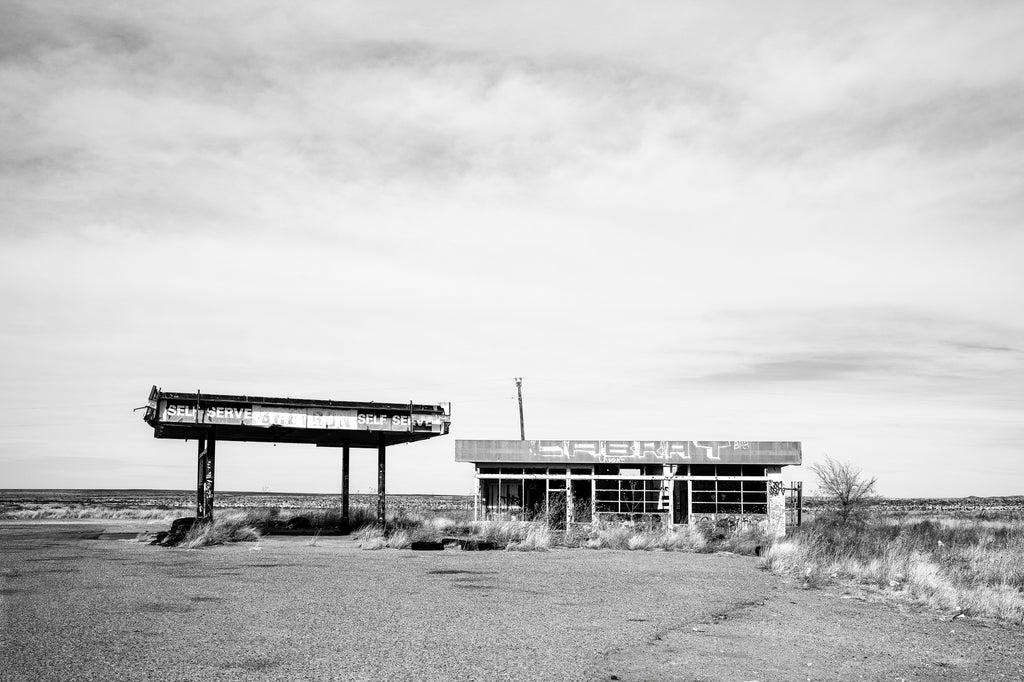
[2,521,1022,681]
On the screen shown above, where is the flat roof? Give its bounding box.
[455,440,801,465]
[143,386,450,448]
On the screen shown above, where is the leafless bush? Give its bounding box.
[809,455,878,525]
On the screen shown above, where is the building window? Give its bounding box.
[595,479,663,516]
[691,479,768,515]
[687,464,767,477]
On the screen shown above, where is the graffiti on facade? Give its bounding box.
[530,440,757,463]
[692,514,765,532]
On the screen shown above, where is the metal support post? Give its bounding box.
[196,435,216,521]
[203,436,216,521]
[196,437,206,519]
[515,377,525,440]
[377,433,386,525]
[342,444,350,532]
[797,480,803,527]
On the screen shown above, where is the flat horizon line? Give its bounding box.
[1,488,1021,501]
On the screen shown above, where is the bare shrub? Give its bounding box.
[809,455,878,525]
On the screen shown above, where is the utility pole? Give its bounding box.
[515,377,525,440]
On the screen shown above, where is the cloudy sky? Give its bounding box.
[2,0,1022,497]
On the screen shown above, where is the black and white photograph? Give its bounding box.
[2,1,1022,680]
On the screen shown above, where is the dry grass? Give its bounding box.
[1,505,186,521]
[0,501,397,529]
[506,526,553,551]
[582,523,723,551]
[362,516,762,554]
[353,526,388,550]
[179,511,262,549]
[763,514,1024,623]
[352,525,418,550]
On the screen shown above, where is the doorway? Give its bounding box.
[571,479,592,523]
[523,480,545,520]
[672,480,689,524]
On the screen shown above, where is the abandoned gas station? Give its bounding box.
[456,440,802,536]
[142,386,451,525]
[143,386,800,536]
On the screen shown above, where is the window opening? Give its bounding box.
[690,479,768,515]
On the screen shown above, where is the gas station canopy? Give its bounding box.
[143,386,451,448]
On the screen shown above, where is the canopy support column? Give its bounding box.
[377,433,386,524]
[196,435,215,522]
[341,444,350,532]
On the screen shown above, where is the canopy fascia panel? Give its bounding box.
[144,386,450,448]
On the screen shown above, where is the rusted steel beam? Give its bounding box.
[377,433,386,524]
[342,444,350,531]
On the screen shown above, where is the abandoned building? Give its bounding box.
[455,440,801,536]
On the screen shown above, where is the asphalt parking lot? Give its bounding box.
[2,522,1022,681]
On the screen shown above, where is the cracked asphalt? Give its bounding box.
[2,522,1022,681]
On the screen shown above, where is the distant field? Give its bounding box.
[0,489,473,520]
[2,489,1021,515]
[801,495,1024,515]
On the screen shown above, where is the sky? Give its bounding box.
[2,0,1022,498]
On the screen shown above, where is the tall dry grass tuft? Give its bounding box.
[586,524,631,549]
[353,525,387,550]
[506,526,552,551]
[763,514,1024,623]
[471,519,532,546]
[179,511,261,549]
[351,525,423,550]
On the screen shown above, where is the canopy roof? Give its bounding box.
[143,386,450,448]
